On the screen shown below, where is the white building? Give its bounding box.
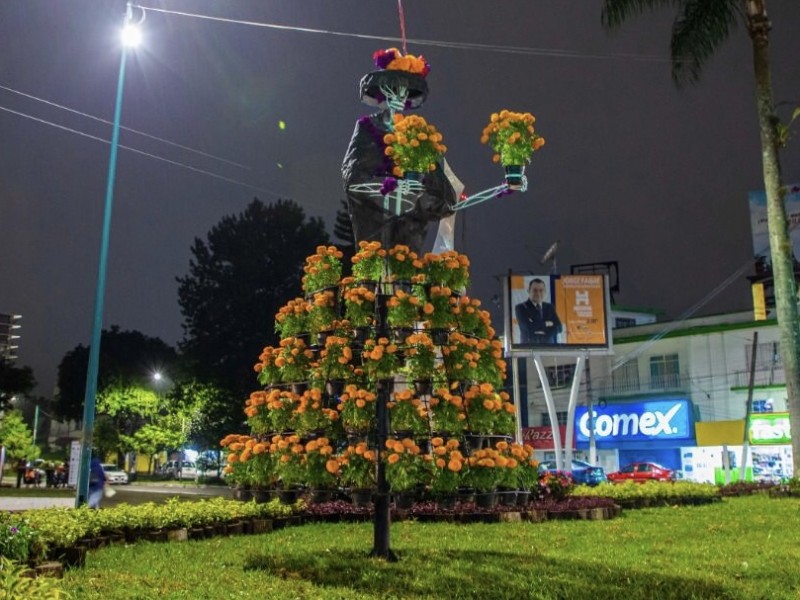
[519,309,792,483]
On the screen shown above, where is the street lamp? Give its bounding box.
[76,2,142,507]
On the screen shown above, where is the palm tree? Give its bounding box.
[602,0,800,474]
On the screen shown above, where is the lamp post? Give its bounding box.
[76,3,141,507]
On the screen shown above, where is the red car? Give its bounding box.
[607,462,675,483]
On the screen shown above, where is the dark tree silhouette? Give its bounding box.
[0,360,36,411]
[176,198,329,415]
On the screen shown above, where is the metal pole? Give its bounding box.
[76,10,130,507]
[32,404,40,446]
[371,378,397,561]
[740,332,759,482]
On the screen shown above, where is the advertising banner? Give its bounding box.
[507,274,609,350]
[749,412,791,445]
[575,399,694,444]
[521,425,570,449]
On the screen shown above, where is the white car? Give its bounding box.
[101,463,129,485]
[162,460,198,480]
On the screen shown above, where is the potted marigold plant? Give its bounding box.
[429,437,466,505]
[451,296,491,338]
[466,448,504,506]
[315,335,354,391]
[480,109,545,190]
[386,244,422,283]
[361,337,401,382]
[338,443,377,504]
[343,284,376,331]
[463,383,504,436]
[265,388,298,434]
[475,337,507,389]
[428,388,466,436]
[272,434,306,501]
[249,441,278,491]
[301,245,344,294]
[254,345,282,387]
[351,240,386,282]
[276,337,314,385]
[274,297,310,340]
[303,437,338,495]
[308,290,338,339]
[388,388,428,436]
[244,390,272,434]
[423,286,456,340]
[384,114,447,180]
[402,332,437,394]
[385,289,421,331]
[294,388,339,438]
[421,251,470,291]
[384,438,428,502]
[441,332,481,382]
[338,385,377,434]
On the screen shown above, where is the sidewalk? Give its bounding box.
[0,496,75,511]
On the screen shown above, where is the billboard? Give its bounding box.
[507,274,610,350]
[749,184,800,261]
[575,399,694,443]
[749,413,791,445]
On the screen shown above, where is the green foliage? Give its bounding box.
[573,480,722,505]
[0,410,39,462]
[0,514,42,563]
[0,556,71,599]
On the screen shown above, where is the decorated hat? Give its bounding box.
[360,48,430,109]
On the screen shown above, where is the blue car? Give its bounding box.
[539,459,607,486]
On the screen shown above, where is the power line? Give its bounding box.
[0,104,284,199]
[134,4,673,64]
[0,83,250,171]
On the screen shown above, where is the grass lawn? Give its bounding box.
[61,495,800,600]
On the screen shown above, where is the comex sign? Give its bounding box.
[576,400,693,443]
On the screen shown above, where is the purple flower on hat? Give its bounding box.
[373,48,399,70]
[380,177,398,196]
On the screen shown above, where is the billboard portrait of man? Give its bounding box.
[514,277,562,344]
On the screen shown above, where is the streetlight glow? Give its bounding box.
[152,371,163,382]
[121,23,141,48]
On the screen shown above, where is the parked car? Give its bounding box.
[607,462,675,483]
[161,460,198,480]
[539,459,607,486]
[101,463,129,485]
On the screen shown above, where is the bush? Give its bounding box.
[0,556,71,599]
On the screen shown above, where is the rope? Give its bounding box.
[397,0,408,55]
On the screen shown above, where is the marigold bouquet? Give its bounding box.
[384,438,428,492]
[338,442,377,489]
[384,114,447,179]
[343,285,377,328]
[362,337,401,381]
[480,109,545,166]
[301,245,344,294]
[274,298,310,340]
[388,388,428,435]
[254,345,282,387]
[337,384,377,431]
[351,240,386,282]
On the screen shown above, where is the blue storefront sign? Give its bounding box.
[576,399,694,444]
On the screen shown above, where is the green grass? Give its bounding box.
[61,495,800,600]
[0,487,74,498]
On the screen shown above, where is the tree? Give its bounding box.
[333,199,356,273]
[0,360,36,412]
[54,326,179,422]
[601,0,800,473]
[177,198,329,416]
[0,410,39,469]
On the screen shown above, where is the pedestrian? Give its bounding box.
[15,458,27,488]
[88,457,106,509]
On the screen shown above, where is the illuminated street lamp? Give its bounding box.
[76,2,142,507]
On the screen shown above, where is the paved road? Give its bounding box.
[0,482,232,511]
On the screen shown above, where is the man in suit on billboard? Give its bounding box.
[515,278,562,344]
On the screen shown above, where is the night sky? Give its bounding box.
[2,1,799,397]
